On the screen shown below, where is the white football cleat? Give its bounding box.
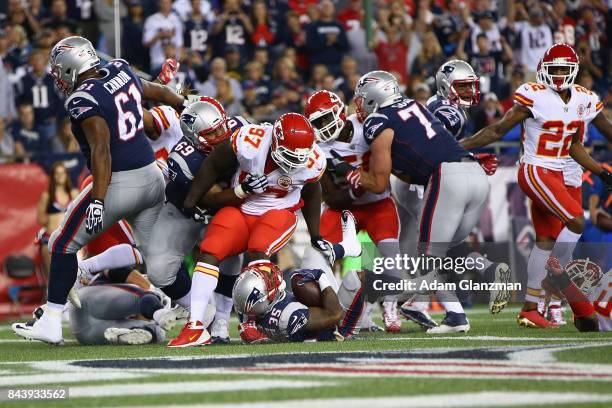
[154,305,189,332]
[12,310,63,345]
[548,305,567,325]
[104,328,153,345]
[382,301,401,333]
[488,262,511,314]
[211,319,230,344]
[340,210,362,257]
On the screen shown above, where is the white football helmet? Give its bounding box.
[354,70,403,120]
[180,96,230,152]
[233,262,286,318]
[435,60,480,108]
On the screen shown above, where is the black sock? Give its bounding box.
[140,293,162,319]
[161,262,192,300]
[48,252,78,304]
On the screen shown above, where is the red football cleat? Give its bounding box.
[517,310,559,328]
[167,321,211,348]
[239,321,269,344]
[382,301,401,333]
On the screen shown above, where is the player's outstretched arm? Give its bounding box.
[304,287,343,331]
[592,110,612,143]
[141,79,184,112]
[360,128,393,193]
[460,105,531,150]
[83,116,111,201]
[184,140,238,210]
[321,172,353,210]
[301,181,323,239]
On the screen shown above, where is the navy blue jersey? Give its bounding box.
[17,71,63,124]
[65,59,154,172]
[363,98,470,186]
[426,95,468,140]
[184,19,211,55]
[165,115,249,213]
[256,292,310,342]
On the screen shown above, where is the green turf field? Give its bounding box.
[1,305,611,408]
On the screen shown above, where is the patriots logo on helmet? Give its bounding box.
[181,113,197,126]
[245,287,264,314]
[357,76,381,88]
[50,44,75,62]
[442,65,455,75]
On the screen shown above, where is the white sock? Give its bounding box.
[301,246,339,292]
[214,292,233,322]
[177,289,191,310]
[552,227,581,267]
[437,291,465,314]
[526,246,551,303]
[45,302,64,323]
[152,308,164,324]
[78,244,141,274]
[548,299,562,308]
[189,263,219,323]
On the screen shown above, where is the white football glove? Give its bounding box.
[85,199,104,235]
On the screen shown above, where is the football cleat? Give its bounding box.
[211,318,230,344]
[382,301,401,333]
[167,321,211,348]
[427,312,470,334]
[339,211,362,257]
[399,302,438,329]
[547,304,567,326]
[357,303,384,332]
[239,320,269,344]
[104,328,153,345]
[154,305,190,332]
[12,311,63,345]
[488,262,511,314]
[517,309,559,328]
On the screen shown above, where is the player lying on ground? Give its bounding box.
[460,43,612,328]
[304,90,403,333]
[542,258,610,332]
[31,268,194,345]
[12,36,186,345]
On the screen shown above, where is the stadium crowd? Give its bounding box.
[0,0,610,163]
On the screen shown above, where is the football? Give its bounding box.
[291,273,322,307]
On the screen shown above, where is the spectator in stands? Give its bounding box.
[225,45,242,80]
[0,31,17,123]
[307,63,329,93]
[55,118,79,153]
[5,25,31,71]
[211,0,253,59]
[508,3,552,80]
[216,77,244,117]
[122,0,150,72]
[461,32,512,95]
[16,49,63,145]
[143,0,183,70]
[242,60,270,107]
[337,0,375,72]
[36,161,78,276]
[576,39,604,87]
[250,0,275,49]
[280,11,308,72]
[334,55,358,102]
[548,0,576,46]
[43,0,78,34]
[463,9,502,54]
[172,0,214,23]
[10,103,44,157]
[66,0,98,44]
[95,0,126,57]
[472,92,504,132]
[434,0,467,56]
[410,31,445,88]
[7,0,43,39]
[412,82,430,105]
[182,0,213,60]
[269,56,304,116]
[372,15,411,86]
[196,57,243,104]
[0,117,24,163]
[305,0,348,76]
[253,46,271,76]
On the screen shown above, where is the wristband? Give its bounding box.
[234,184,247,199]
[318,273,333,292]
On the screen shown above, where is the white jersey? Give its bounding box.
[514,22,553,71]
[231,123,326,216]
[514,82,603,186]
[320,114,391,205]
[147,105,183,179]
[590,273,611,332]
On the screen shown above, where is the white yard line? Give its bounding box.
[113,392,612,408]
[0,372,147,386]
[379,336,612,342]
[67,380,332,398]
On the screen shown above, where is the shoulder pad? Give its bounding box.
[233,124,271,160]
[150,105,180,131]
[65,90,101,120]
[363,112,389,144]
[514,82,547,108]
[227,115,251,133]
[431,105,465,139]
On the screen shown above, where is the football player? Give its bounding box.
[170,113,335,347]
[303,90,403,333]
[400,60,509,329]
[542,258,610,332]
[146,97,249,345]
[460,43,612,328]
[13,36,185,344]
[232,212,366,342]
[331,70,496,333]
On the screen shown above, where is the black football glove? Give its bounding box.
[183,205,212,223]
[329,150,357,177]
[85,198,104,235]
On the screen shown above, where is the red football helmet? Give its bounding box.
[536,43,579,92]
[271,113,315,173]
[304,90,347,142]
[180,96,230,152]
